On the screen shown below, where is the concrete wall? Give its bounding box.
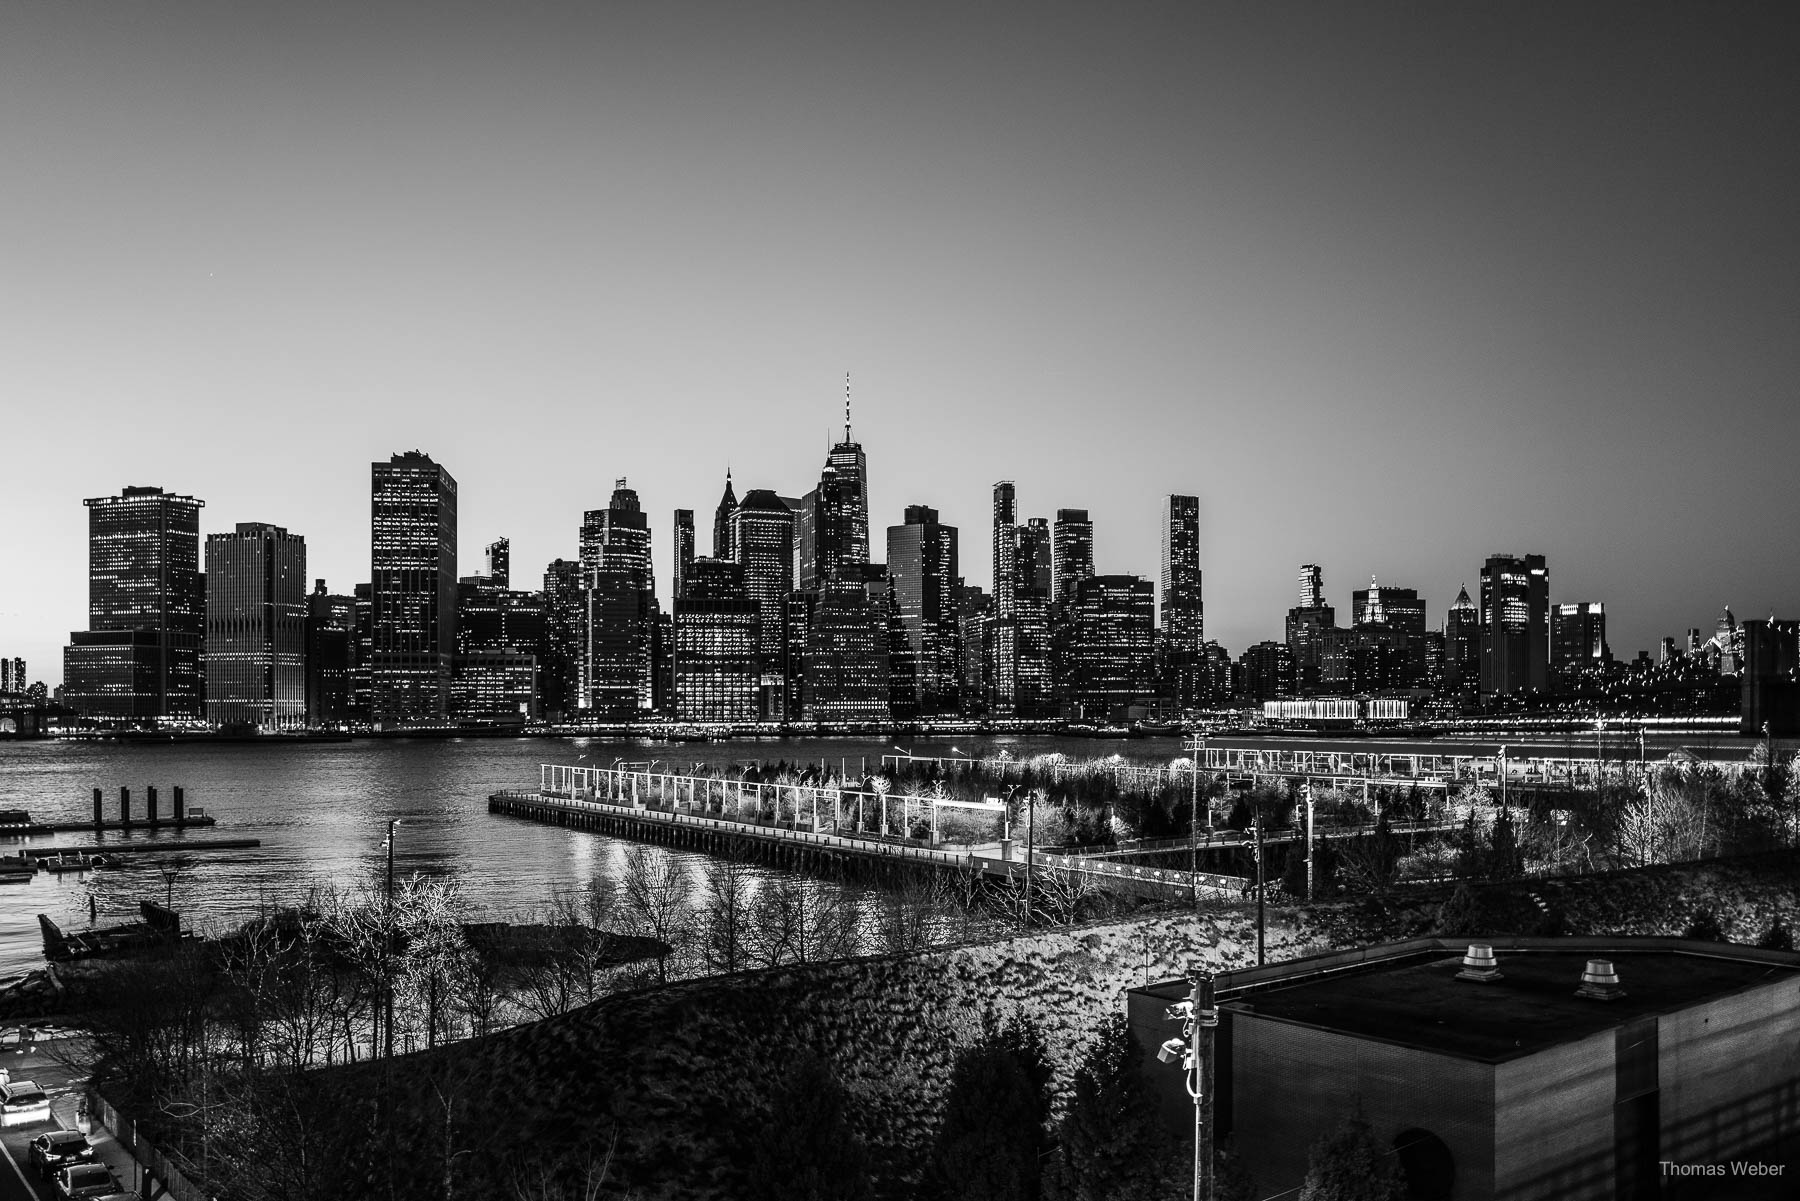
[1229,1014,1495,1200]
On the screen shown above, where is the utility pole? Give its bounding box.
[1305,784,1315,902]
[1159,973,1220,1201]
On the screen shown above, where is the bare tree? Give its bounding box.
[696,856,755,975]
[617,845,695,984]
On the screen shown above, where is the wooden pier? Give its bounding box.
[0,784,220,839]
[491,764,1248,902]
[17,838,260,859]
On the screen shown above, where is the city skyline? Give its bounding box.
[6,4,1800,686]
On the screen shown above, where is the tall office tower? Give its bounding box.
[1352,579,1427,686]
[1285,564,1337,695]
[731,489,797,715]
[712,470,737,560]
[1298,564,1324,610]
[1052,510,1094,608]
[825,375,871,568]
[369,453,458,725]
[1551,602,1611,685]
[63,485,206,720]
[1479,553,1548,699]
[485,538,510,589]
[992,482,1017,619]
[1067,575,1156,720]
[540,559,584,719]
[886,505,960,714]
[1715,607,1742,675]
[1443,585,1481,698]
[780,590,817,719]
[1017,518,1052,598]
[1011,590,1055,716]
[351,584,373,719]
[305,580,356,727]
[0,660,9,694]
[800,465,862,590]
[1237,641,1297,701]
[673,557,760,722]
[204,523,307,729]
[804,581,891,722]
[672,509,695,600]
[578,479,656,714]
[956,583,992,712]
[454,569,546,721]
[1159,494,1204,651]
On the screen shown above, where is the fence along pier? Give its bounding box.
[488,763,1245,902]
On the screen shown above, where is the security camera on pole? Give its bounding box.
[1159,972,1221,1201]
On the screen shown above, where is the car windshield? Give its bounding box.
[7,1090,46,1105]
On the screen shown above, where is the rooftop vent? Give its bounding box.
[1575,959,1625,1002]
[1455,943,1503,983]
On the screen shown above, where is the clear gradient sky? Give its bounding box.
[4,3,1798,688]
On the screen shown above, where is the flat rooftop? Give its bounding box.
[1227,946,1798,1062]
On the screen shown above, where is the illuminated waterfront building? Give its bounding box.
[886,505,960,714]
[204,523,307,729]
[305,580,355,726]
[1067,575,1156,720]
[1159,494,1204,651]
[578,479,657,715]
[1238,641,1297,701]
[455,554,546,721]
[672,509,695,600]
[540,559,583,719]
[804,581,891,722]
[671,558,759,723]
[1052,509,1094,609]
[369,452,458,725]
[1444,584,1481,698]
[711,470,737,561]
[64,485,206,720]
[1479,553,1548,699]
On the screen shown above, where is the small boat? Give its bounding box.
[1132,719,1181,736]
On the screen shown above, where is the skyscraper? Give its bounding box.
[1285,565,1337,697]
[1017,518,1052,598]
[712,470,737,561]
[1551,602,1611,686]
[672,509,695,600]
[370,452,458,724]
[992,482,1017,620]
[886,505,960,714]
[1352,579,1427,687]
[579,479,656,714]
[204,523,307,729]
[673,557,759,723]
[1159,494,1204,651]
[732,489,797,715]
[825,375,870,568]
[454,556,546,722]
[1067,575,1156,720]
[1444,584,1481,698]
[1479,553,1548,699]
[540,559,584,719]
[64,485,206,720]
[305,580,356,727]
[804,582,891,722]
[1298,564,1324,610]
[1052,509,1094,609]
[485,537,510,589]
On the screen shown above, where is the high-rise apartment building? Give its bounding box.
[992,482,1017,620]
[1067,575,1156,720]
[886,506,960,714]
[1479,553,1548,699]
[1160,495,1203,651]
[64,485,206,720]
[204,523,307,729]
[1285,564,1337,695]
[369,452,458,725]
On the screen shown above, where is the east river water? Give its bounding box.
[0,733,1186,980]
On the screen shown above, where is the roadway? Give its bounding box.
[1204,731,1766,763]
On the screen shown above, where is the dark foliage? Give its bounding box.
[744,1055,875,1201]
[1050,1016,1172,1201]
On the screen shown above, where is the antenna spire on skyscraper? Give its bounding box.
[844,371,852,442]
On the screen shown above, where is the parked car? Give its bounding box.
[54,1162,122,1199]
[0,1079,51,1125]
[29,1129,95,1175]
